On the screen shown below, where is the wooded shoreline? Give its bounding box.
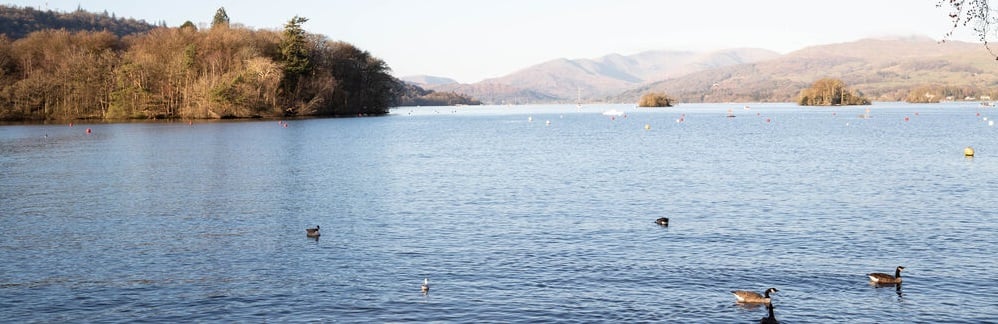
[0,6,404,122]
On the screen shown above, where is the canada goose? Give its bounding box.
[655,217,669,227]
[760,303,778,324]
[732,288,778,304]
[421,278,430,294]
[868,266,904,284]
[305,225,320,238]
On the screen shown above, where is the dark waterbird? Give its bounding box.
[868,266,904,284]
[306,225,320,238]
[760,303,778,324]
[732,288,778,304]
[655,217,669,227]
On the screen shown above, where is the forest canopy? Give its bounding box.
[0,5,417,121]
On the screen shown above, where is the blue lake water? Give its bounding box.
[2,102,997,322]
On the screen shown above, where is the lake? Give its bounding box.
[2,102,997,322]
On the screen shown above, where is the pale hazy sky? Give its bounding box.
[6,0,983,83]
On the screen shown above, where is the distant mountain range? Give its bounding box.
[404,36,998,104]
[405,48,779,104]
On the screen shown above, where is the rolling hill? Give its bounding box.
[412,36,998,105]
[614,36,998,103]
[413,48,780,104]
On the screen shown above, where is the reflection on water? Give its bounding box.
[871,281,904,300]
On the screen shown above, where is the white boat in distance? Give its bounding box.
[602,109,625,117]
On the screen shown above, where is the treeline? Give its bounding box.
[904,85,997,103]
[396,82,481,106]
[0,8,400,121]
[0,5,159,39]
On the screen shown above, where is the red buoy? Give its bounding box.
[904,116,910,122]
[86,128,92,134]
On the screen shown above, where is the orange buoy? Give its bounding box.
[965,146,975,157]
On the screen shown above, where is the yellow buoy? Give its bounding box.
[965,146,975,157]
[644,124,651,130]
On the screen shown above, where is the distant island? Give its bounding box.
[797,78,870,106]
[0,5,477,121]
[637,92,674,107]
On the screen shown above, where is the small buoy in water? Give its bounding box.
[990,120,995,126]
[545,120,551,126]
[85,128,92,134]
[655,217,669,227]
[528,116,533,122]
[904,116,910,122]
[965,146,975,157]
[69,122,74,127]
[766,118,771,123]
[644,123,651,130]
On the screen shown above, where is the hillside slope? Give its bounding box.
[425,48,779,104]
[616,36,998,103]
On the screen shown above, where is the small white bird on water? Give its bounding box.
[421,278,430,294]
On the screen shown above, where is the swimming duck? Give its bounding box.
[655,217,669,227]
[421,278,430,294]
[305,225,320,238]
[868,266,904,284]
[732,287,778,304]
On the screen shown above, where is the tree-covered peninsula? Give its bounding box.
[0,6,427,121]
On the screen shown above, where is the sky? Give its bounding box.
[6,0,984,83]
